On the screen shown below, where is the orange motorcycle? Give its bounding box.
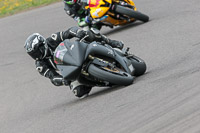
[84,0,149,28]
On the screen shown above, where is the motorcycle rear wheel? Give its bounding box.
[115,5,149,22]
[88,64,134,86]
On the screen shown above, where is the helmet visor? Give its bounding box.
[28,47,44,60]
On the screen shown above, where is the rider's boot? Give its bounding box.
[70,80,92,98]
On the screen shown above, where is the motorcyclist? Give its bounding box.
[63,0,102,30]
[24,26,124,98]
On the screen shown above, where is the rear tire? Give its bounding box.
[88,64,134,86]
[130,56,146,76]
[115,5,149,22]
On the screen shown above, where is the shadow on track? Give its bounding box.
[47,71,151,112]
[48,85,126,111]
[102,21,145,36]
[86,85,125,99]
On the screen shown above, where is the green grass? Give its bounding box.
[0,0,61,18]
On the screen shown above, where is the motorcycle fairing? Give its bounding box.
[54,40,88,80]
[84,41,116,59]
[114,52,134,74]
[86,0,137,25]
[57,65,80,80]
[85,42,133,74]
[121,0,136,10]
[54,40,88,66]
[86,0,111,18]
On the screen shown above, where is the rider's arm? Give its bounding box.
[84,29,124,49]
[46,27,83,50]
[35,60,69,86]
[65,27,124,49]
[64,3,88,24]
[64,3,80,19]
[46,26,123,50]
[64,1,93,27]
[99,34,124,49]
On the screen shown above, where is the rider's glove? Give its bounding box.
[110,40,124,50]
[35,60,49,76]
[77,29,98,42]
[76,29,87,39]
[85,16,92,24]
[51,75,64,86]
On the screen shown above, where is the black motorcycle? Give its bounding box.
[54,39,146,87]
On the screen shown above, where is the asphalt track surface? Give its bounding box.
[0,0,200,133]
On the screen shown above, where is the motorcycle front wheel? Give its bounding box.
[88,64,134,86]
[115,5,149,22]
[129,55,147,76]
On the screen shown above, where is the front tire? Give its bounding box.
[115,5,149,22]
[129,56,146,76]
[88,64,134,86]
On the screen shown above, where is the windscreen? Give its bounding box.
[54,43,68,65]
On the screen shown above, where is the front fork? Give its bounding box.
[81,55,115,76]
[80,55,114,86]
[111,0,136,10]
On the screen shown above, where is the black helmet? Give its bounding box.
[24,33,48,60]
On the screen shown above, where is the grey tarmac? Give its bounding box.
[0,0,200,133]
